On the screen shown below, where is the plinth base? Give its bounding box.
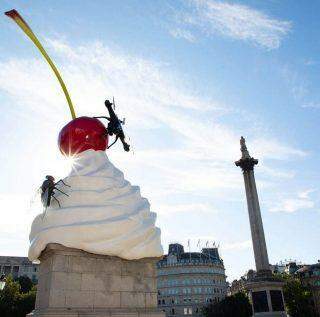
[246,277,287,317]
[27,244,164,317]
[28,308,164,316]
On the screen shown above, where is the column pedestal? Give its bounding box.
[27,243,165,317]
[245,275,286,317]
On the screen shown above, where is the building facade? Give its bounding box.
[229,269,256,295]
[271,261,303,275]
[296,262,320,316]
[0,256,39,283]
[157,243,227,317]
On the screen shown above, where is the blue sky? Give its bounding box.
[0,0,319,281]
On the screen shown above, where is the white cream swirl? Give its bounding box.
[28,150,163,261]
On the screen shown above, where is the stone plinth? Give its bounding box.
[245,277,286,317]
[28,243,165,317]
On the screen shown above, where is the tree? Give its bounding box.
[0,275,20,316]
[282,276,317,317]
[0,275,36,317]
[16,289,36,317]
[203,292,252,317]
[16,276,34,294]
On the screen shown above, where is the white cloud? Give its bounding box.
[0,193,36,255]
[251,138,307,161]
[301,102,320,109]
[171,0,291,49]
[157,203,216,215]
[169,28,196,42]
[221,240,251,251]
[270,192,315,213]
[281,65,309,102]
[260,166,295,179]
[303,59,317,66]
[298,189,316,199]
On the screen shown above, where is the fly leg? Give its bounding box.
[42,206,48,218]
[53,187,69,196]
[52,195,61,208]
[94,116,110,121]
[56,179,70,187]
[119,133,130,152]
[107,135,119,149]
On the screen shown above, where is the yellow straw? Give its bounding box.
[5,9,76,119]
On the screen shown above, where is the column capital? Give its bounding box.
[235,136,258,171]
[235,157,258,171]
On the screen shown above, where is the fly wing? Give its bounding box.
[41,188,50,207]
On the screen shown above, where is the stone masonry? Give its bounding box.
[27,243,165,317]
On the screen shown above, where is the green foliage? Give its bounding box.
[202,292,252,317]
[16,276,34,293]
[282,275,317,317]
[0,275,36,317]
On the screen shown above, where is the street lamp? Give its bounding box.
[0,274,6,290]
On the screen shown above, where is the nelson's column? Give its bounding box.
[235,137,286,317]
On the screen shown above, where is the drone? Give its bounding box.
[94,99,130,152]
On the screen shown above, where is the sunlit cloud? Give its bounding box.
[169,0,291,49]
[270,191,315,213]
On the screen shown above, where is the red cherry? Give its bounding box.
[58,117,108,156]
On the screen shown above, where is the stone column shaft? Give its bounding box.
[243,170,270,272]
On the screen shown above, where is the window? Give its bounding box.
[188,308,193,315]
[4,266,11,274]
[162,299,165,305]
[184,308,188,315]
[158,299,161,305]
[171,308,175,315]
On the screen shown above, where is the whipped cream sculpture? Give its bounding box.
[28,117,163,261]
